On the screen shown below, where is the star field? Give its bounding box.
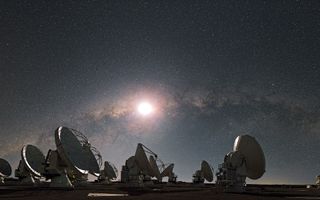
[0,0,320,183]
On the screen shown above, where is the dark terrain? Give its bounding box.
[1,183,320,200]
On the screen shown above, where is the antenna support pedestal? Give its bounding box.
[216,162,246,192]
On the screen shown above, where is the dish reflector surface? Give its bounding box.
[126,156,136,168]
[201,160,213,182]
[161,163,174,177]
[233,135,265,179]
[0,158,11,177]
[135,143,153,175]
[104,161,117,179]
[55,126,100,176]
[22,145,45,177]
[149,155,161,179]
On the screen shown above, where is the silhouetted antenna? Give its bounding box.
[15,145,46,184]
[44,126,102,187]
[0,158,11,184]
[193,160,214,183]
[216,135,266,192]
[121,143,176,184]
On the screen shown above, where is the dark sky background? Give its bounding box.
[1,0,320,184]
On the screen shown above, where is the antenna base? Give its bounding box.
[192,170,205,184]
[216,162,246,193]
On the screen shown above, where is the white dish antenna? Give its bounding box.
[201,160,214,182]
[233,135,265,179]
[149,155,161,180]
[216,134,266,192]
[193,160,214,183]
[15,145,46,184]
[55,126,102,176]
[160,163,177,183]
[160,163,174,177]
[98,161,118,183]
[125,156,136,169]
[121,143,173,183]
[0,158,12,177]
[134,143,154,176]
[21,145,46,177]
[104,161,118,179]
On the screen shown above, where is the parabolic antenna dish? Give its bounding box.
[22,145,45,177]
[104,161,117,179]
[126,156,136,168]
[233,135,265,179]
[0,158,11,177]
[149,155,161,180]
[135,143,153,175]
[83,146,101,176]
[161,163,174,177]
[201,160,213,182]
[55,126,100,176]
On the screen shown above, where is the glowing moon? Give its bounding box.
[137,102,153,116]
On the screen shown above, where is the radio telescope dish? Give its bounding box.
[22,145,45,177]
[121,143,171,183]
[216,134,266,192]
[201,160,214,182]
[98,161,118,183]
[193,160,213,183]
[149,155,161,180]
[161,163,174,177]
[233,135,265,179]
[134,143,153,175]
[161,163,177,183]
[125,156,136,169]
[55,126,101,176]
[0,158,11,177]
[104,161,118,179]
[15,145,46,184]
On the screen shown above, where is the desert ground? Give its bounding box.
[1,183,320,200]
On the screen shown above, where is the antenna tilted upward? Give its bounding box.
[45,126,102,187]
[0,158,11,184]
[216,134,266,192]
[121,143,176,184]
[192,160,214,183]
[15,144,45,184]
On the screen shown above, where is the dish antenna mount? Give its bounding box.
[98,161,118,183]
[160,163,177,183]
[44,126,102,188]
[193,160,214,183]
[15,144,46,185]
[216,135,266,192]
[121,143,175,184]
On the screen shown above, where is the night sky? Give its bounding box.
[1,0,320,184]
